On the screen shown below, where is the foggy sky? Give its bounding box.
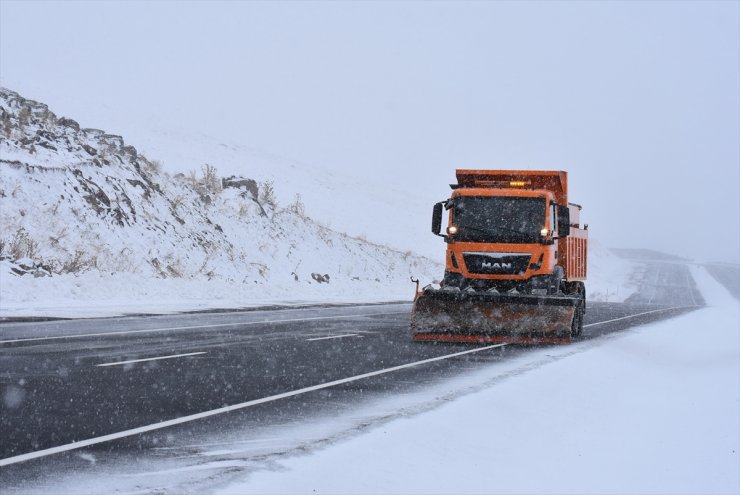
[1,1,738,262]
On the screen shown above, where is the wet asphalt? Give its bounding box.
[0,262,703,481]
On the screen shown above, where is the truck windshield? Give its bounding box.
[452,196,546,243]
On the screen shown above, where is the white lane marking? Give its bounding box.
[583,307,683,328]
[0,311,408,344]
[306,334,361,341]
[96,352,207,367]
[0,343,507,467]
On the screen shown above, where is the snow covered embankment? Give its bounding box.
[222,265,739,495]
[584,239,641,302]
[0,88,441,317]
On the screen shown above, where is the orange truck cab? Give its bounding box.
[431,170,587,297]
[412,169,588,344]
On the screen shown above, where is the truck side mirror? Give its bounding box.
[557,205,570,237]
[432,202,445,236]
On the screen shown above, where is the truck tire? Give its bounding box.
[577,281,586,314]
[563,281,587,314]
[571,302,584,337]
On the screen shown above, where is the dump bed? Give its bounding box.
[562,202,587,281]
[455,169,568,206]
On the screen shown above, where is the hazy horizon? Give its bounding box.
[1,1,738,262]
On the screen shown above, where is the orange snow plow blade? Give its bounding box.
[410,289,579,344]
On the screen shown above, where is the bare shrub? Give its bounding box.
[317,225,333,246]
[6,228,38,260]
[259,180,277,209]
[201,164,221,194]
[166,257,184,277]
[171,194,186,211]
[138,155,163,176]
[44,258,61,274]
[288,193,306,218]
[146,158,163,174]
[186,169,199,187]
[61,250,98,273]
[250,262,269,279]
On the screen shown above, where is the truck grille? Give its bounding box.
[462,252,531,275]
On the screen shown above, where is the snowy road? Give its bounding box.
[0,263,702,487]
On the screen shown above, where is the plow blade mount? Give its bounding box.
[411,290,579,344]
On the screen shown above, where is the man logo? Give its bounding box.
[482,261,512,270]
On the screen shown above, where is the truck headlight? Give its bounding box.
[447,225,459,235]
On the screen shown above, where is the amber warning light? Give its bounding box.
[472,179,532,188]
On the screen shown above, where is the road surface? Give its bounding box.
[0,262,701,489]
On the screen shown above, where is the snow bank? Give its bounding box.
[0,270,416,319]
[219,265,739,494]
[586,239,641,302]
[0,240,640,318]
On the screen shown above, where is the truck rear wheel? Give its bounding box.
[564,281,586,337]
[578,282,586,314]
[571,302,584,337]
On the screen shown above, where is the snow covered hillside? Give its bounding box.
[0,87,641,317]
[108,126,444,260]
[0,88,440,315]
[101,126,642,304]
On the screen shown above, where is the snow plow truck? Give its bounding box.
[411,169,588,344]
